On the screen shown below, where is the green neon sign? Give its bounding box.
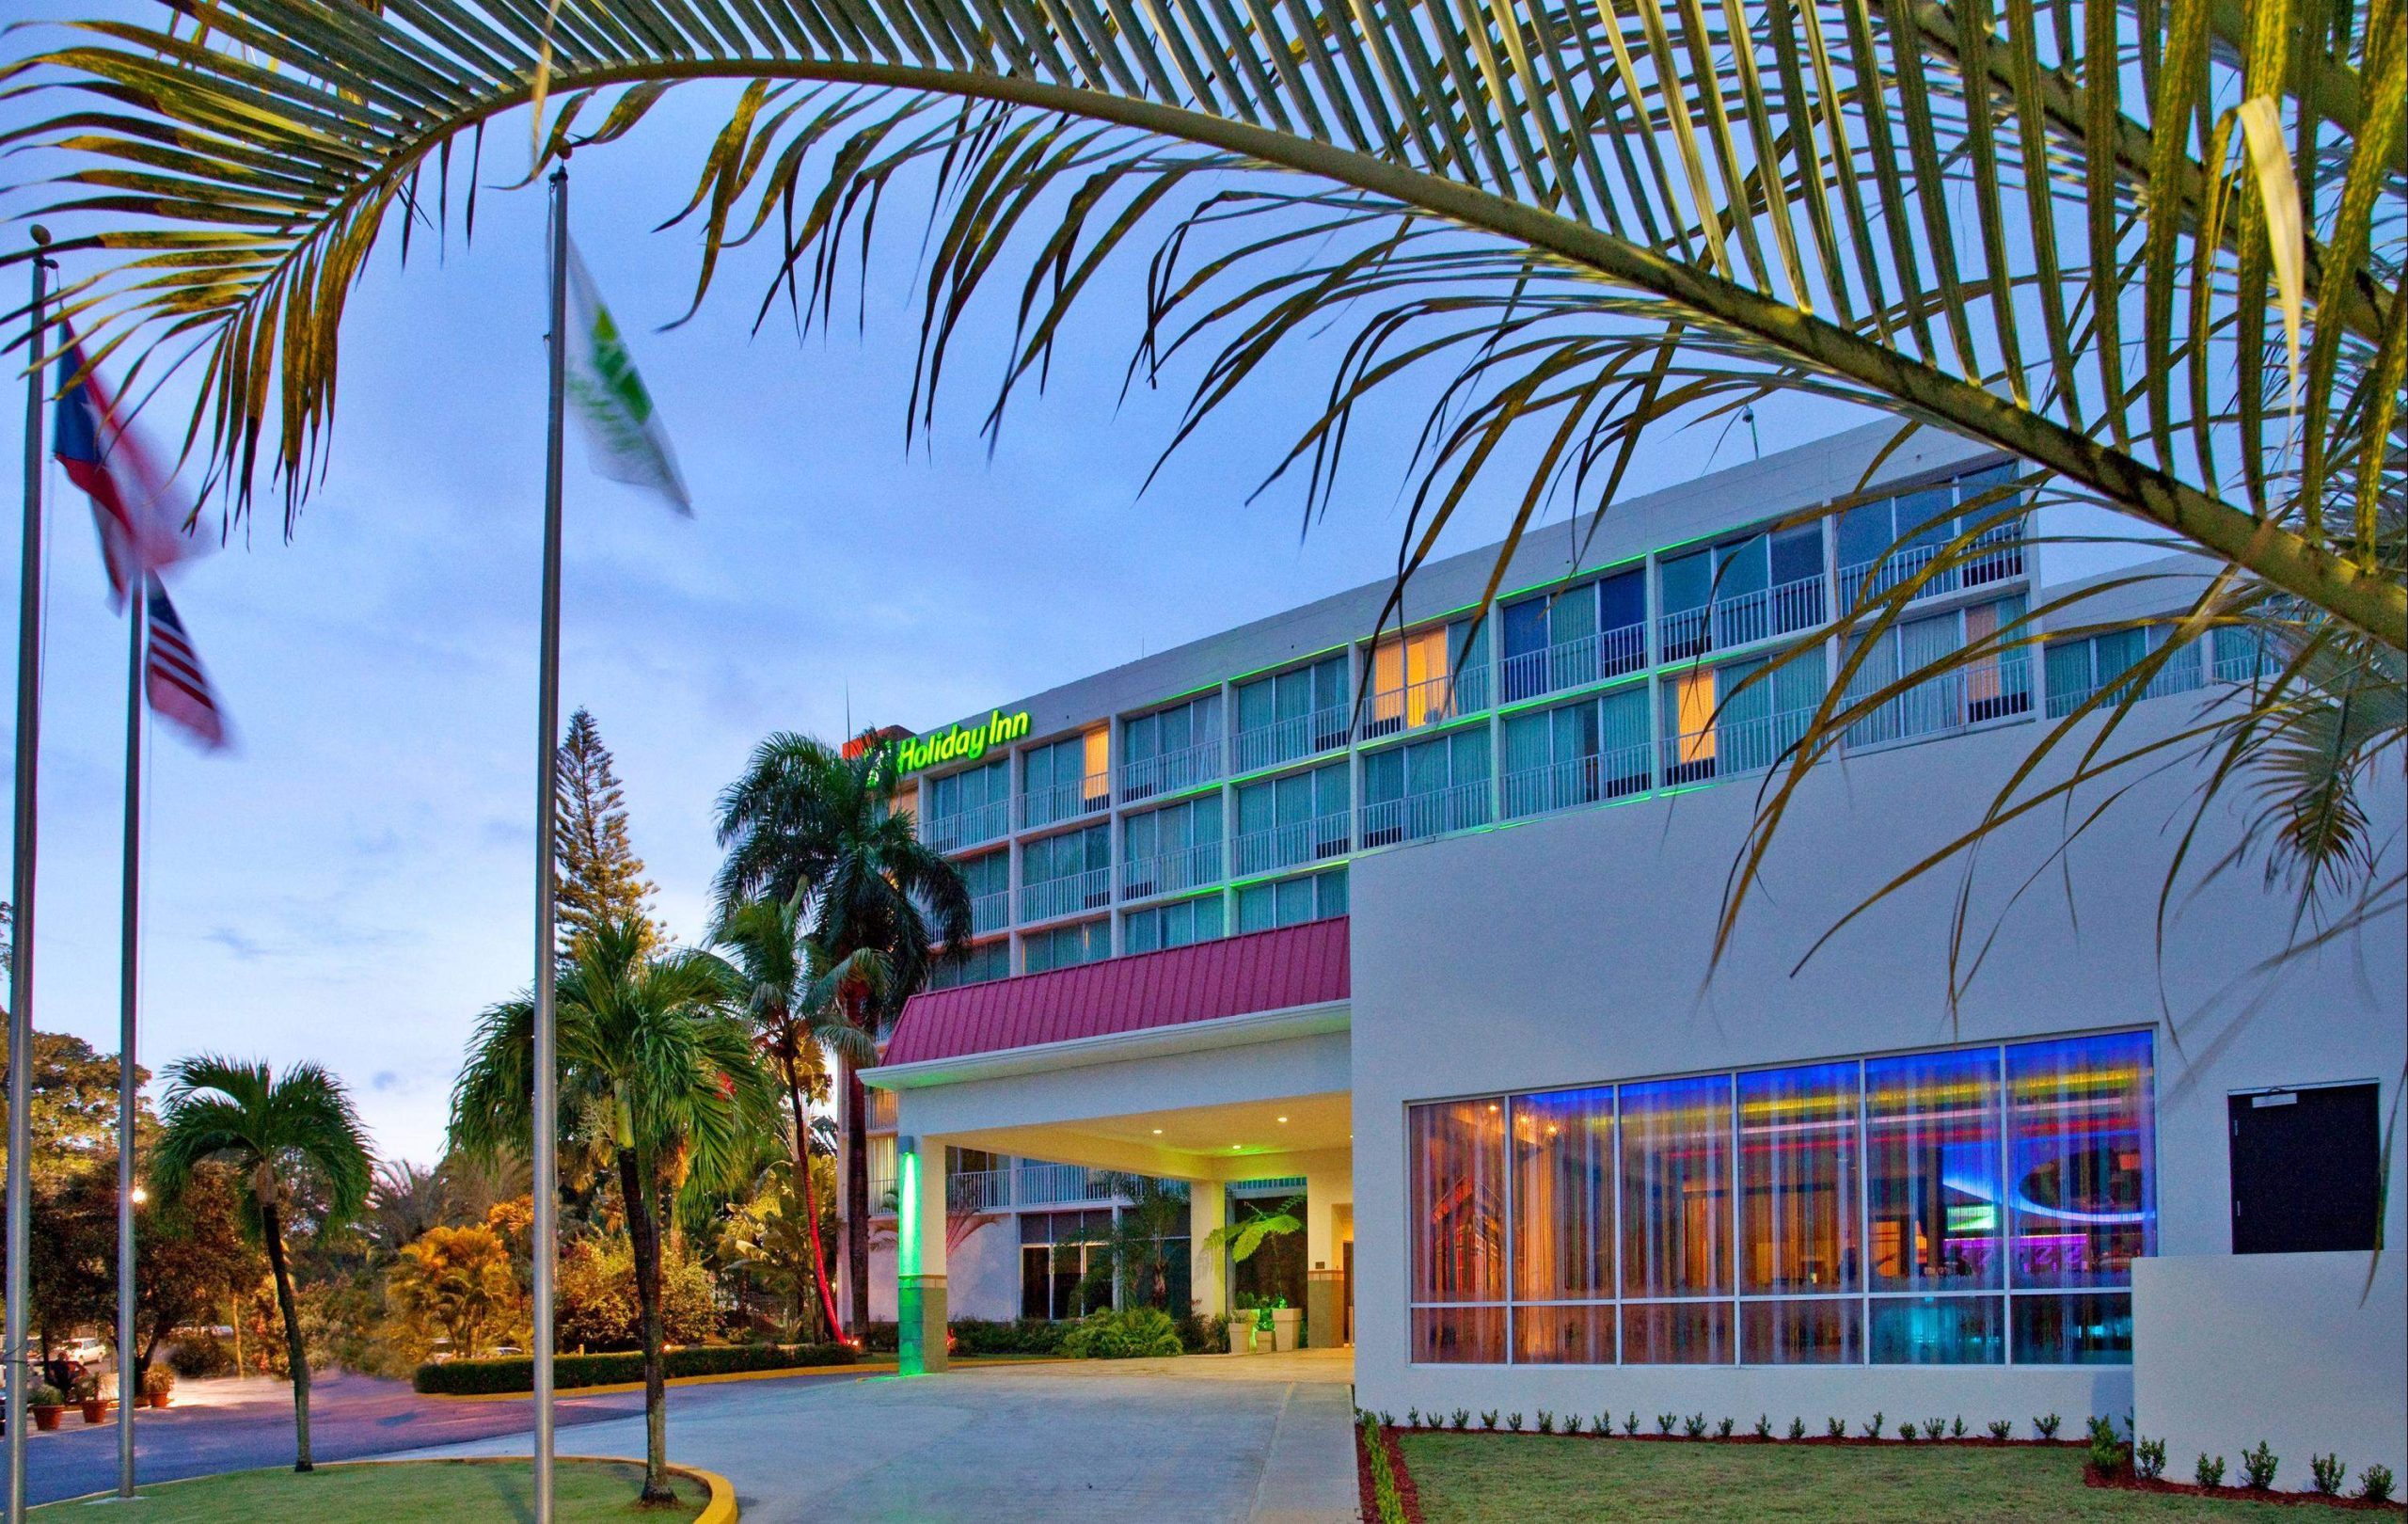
[897,708,1032,773]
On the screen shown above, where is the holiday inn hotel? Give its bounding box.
[854,421,2403,1481]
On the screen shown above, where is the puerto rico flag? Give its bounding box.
[53,335,198,608]
[144,575,229,751]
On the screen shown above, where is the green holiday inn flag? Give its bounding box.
[563,239,693,514]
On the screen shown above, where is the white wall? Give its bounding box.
[1347,701,2406,1419]
[2134,1252,2406,1492]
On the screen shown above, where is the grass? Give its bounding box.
[1399,1435,2361,1522]
[30,1459,709,1522]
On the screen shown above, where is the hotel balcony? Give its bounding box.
[1659,704,1816,785]
[1231,812,1351,878]
[1021,865,1113,923]
[969,888,1012,935]
[2046,642,2206,720]
[924,797,1010,853]
[1014,1161,1124,1207]
[1501,744,1654,819]
[1501,624,1647,703]
[1362,668,1489,741]
[1838,519,2026,611]
[1846,654,2033,748]
[1118,738,1223,802]
[1230,703,1353,774]
[1658,571,1828,661]
[1360,779,1492,848]
[1019,772,1110,831]
[1119,840,1223,900]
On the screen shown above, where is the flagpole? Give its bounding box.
[115,580,146,1498]
[531,161,570,1524]
[8,225,54,1524]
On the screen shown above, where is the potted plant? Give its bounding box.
[141,1365,176,1409]
[28,1384,67,1431]
[73,1373,114,1424]
[1270,1301,1302,1353]
[1225,1305,1252,1355]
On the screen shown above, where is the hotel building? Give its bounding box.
[855,421,2403,1485]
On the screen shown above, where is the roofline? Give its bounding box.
[863,997,1351,1089]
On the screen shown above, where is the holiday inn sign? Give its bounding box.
[893,709,1034,773]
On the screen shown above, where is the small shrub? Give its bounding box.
[27,1385,62,1407]
[1787,1418,1806,1441]
[1715,1417,1735,1439]
[2034,1413,2062,1440]
[2241,1441,2279,1491]
[1753,1415,1772,1440]
[1590,1414,1609,1436]
[1863,1411,1885,1440]
[1949,1417,1966,1440]
[2196,1454,2226,1489]
[2134,1437,2166,1481]
[1623,1412,1640,1436]
[1480,1409,1498,1432]
[1682,1413,1707,1439]
[2310,1453,2346,1496]
[1450,1408,1470,1432]
[1988,1420,2014,1442]
[1405,1407,1420,1429]
[2360,1465,2396,1504]
[1506,1412,1524,1433]
[2087,1416,2129,1475]
[1826,1417,1847,1439]
[1656,1412,1676,1436]
[1379,1412,1396,1430]
[1535,1410,1554,1435]
[415,1341,853,1394]
[1898,1422,1919,1443]
[1061,1308,1184,1359]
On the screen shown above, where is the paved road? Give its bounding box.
[24,1370,642,1505]
[414,1350,1363,1524]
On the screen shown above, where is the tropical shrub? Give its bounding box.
[2134,1437,2167,1481]
[415,1341,852,1394]
[2361,1465,2396,1504]
[1826,1418,1846,1439]
[2241,1442,2280,1491]
[1450,1409,1470,1432]
[1898,1423,1919,1443]
[2196,1454,2227,1489]
[1059,1308,1183,1359]
[556,1233,719,1351]
[166,1333,236,1379]
[1988,1420,2014,1442]
[2034,1413,2062,1440]
[1863,1412,1885,1440]
[1507,1412,1524,1433]
[1481,1410,1499,1432]
[1753,1416,1771,1439]
[1787,1419,1806,1441]
[2087,1416,2129,1474]
[2310,1453,2346,1496]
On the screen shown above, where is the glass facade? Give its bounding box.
[1233,866,1347,933]
[1407,1031,2155,1365]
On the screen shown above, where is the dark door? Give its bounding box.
[2228,1084,2381,1254]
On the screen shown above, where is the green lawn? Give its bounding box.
[32,1459,710,1522]
[1399,1435,2375,1523]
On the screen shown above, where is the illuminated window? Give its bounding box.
[1409,1099,1508,1363]
[1021,731,1110,828]
[1619,1075,1734,1364]
[1661,657,1824,784]
[1369,621,1489,737]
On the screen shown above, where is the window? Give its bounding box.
[1121,693,1223,801]
[1121,795,1223,898]
[1660,655,1826,784]
[1837,465,2025,608]
[1233,866,1346,933]
[1499,568,1646,703]
[1658,525,1825,659]
[924,758,1010,850]
[1501,685,1651,818]
[1844,595,2031,747]
[1021,1210,1115,1319]
[1021,823,1110,922]
[1232,762,1349,875]
[2211,624,2280,684]
[1022,918,1108,974]
[958,850,1010,935]
[1361,730,1491,845]
[928,938,1010,990]
[1406,1033,2156,1368]
[1022,730,1109,829]
[1123,894,1225,953]
[1232,655,1349,771]
[1369,620,1489,737]
[2044,626,2204,718]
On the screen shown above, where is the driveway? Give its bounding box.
[413,1349,1363,1523]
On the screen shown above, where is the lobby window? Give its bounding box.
[1410,1099,1509,1363]
[959,849,1010,935]
[1121,795,1223,898]
[1739,1063,1862,1364]
[1619,1075,1735,1363]
[1233,762,1349,876]
[1123,894,1225,954]
[1021,824,1110,923]
[928,937,1009,990]
[1021,729,1110,829]
[1360,730,1492,846]
[1866,1047,2003,1364]
[2004,1032,2153,1364]
[1501,684,1650,818]
[1844,594,2032,748]
[1510,1088,1615,1364]
[1022,917,1108,975]
[1022,1209,1115,1320]
[1122,693,1223,802]
[1369,620,1489,738]
[1500,567,1645,703]
[1232,654,1350,772]
[1660,654,1825,785]
[1233,866,1346,934]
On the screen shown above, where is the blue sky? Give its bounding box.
[0,42,1884,1163]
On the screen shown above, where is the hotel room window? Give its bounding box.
[1866,1048,2004,1363]
[1662,656,1823,784]
[1232,866,1345,934]
[1502,687,1647,818]
[959,850,1010,935]
[1121,794,1223,898]
[1369,621,1489,737]
[1123,895,1225,954]
[1501,572,1642,702]
[1232,654,1349,770]
[1738,1062,1862,1364]
[1619,1075,1735,1363]
[1510,1087,1615,1363]
[1022,918,1108,975]
[1022,730,1110,828]
[1409,1099,1510,1363]
[1121,693,1223,801]
[1233,761,1348,875]
[1360,730,1492,845]
[924,757,1010,850]
[1020,823,1110,922]
[928,938,1009,990]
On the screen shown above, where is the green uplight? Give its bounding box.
[895,1149,922,1279]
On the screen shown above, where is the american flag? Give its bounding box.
[145,575,229,751]
[52,332,198,607]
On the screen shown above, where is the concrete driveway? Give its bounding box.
[413,1349,1361,1524]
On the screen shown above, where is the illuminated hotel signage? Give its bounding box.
[896,709,1032,773]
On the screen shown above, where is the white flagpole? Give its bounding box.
[531,162,569,1524]
[115,580,146,1497]
[7,226,55,1524]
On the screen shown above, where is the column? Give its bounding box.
[896,1134,949,1375]
[1303,1162,1348,1349]
[1188,1178,1228,1330]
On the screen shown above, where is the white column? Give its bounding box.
[897,1133,949,1374]
[1188,1178,1228,1324]
[1303,1160,1351,1349]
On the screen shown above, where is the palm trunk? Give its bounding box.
[842,1051,870,1345]
[782,1063,842,1344]
[259,1203,312,1472]
[617,1150,674,1505]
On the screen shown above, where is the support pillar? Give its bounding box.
[1188,1179,1227,1323]
[895,1135,949,1375]
[1303,1160,1351,1349]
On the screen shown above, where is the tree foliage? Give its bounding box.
[555,707,659,950]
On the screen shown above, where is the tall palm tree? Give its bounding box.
[715,735,972,1341]
[450,917,774,1505]
[712,892,889,1345]
[150,1056,372,1473]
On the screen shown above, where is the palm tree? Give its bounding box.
[364,1159,452,1254]
[450,917,774,1504]
[1076,1173,1194,1312]
[712,892,889,1345]
[150,1056,372,1472]
[715,736,972,1343]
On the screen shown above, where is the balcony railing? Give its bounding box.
[1363,666,1490,739]
[1019,773,1110,831]
[1500,624,1647,703]
[1230,812,1351,877]
[1838,521,2026,611]
[1845,655,2032,749]
[2045,643,2205,719]
[868,1172,895,1214]
[1359,779,1492,847]
[1021,866,1113,923]
[1659,705,1817,785]
[970,888,1011,935]
[2212,629,2279,685]
[1501,744,1654,818]
[924,797,1010,853]
[950,1167,1014,1213]
[1658,573,1827,660]
[1016,1161,1124,1206]
[1119,840,1223,899]
[1119,738,1224,802]
[1231,703,1354,773]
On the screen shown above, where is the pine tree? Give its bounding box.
[554,708,657,949]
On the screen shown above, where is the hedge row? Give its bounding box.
[861,1313,1230,1357]
[413,1341,856,1395]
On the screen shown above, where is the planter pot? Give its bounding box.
[1226,1321,1251,1356]
[32,1406,65,1432]
[79,1400,114,1424]
[144,1392,171,1409]
[1271,1309,1302,1353]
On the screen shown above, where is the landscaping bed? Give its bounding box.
[28,1459,715,1521]
[414,1341,853,1394]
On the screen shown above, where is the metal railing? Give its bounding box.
[1500,624,1647,702]
[1838,521,2025,610]
[1019,773,1110,830]
[868,1172,895,1214]
[949,1167,1014,1213]
[866,1088,897,1130]
[1118,738,1224,802]
[1230,812,1351,876]
[1363,666,1490,738]
[1021,865,1113,923]
[1119,840,1223,899]
[1658,572,1828,659]
[2045,643,2205,719]
[1231,703,1353,772]
[1016,1162,1124,1206]
[1500,744,1654,818]
[924,797,1010,853]
[1658,705,1817,784]
[1359,779,1492,847]
[1845,655,2032,748]
[2212,630,2279,685]
[970,888,1011,935]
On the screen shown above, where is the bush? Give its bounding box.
[1681,1414,1705,1439]
[1174,1312,1228,1355]
[27,1385,62,1407]
[1898,1423,1919,1442]
[1506,1412,1524,1433]
[1863,1412,1885,1440]
[2310,1453,2346,1496]
[140,1365,175,1397]
[166,1333,235,1379]
[2133,1437,2166,1481]
[413,1341,853,1395]
[1753,1416,1772,1440]
[2196,1454,2226,1489]
[1826,1418,1846,1439]
[1988,1420,2014,1442]
[1787,1418,1806,1441]
[2241,1441,2279,1491]
[1059,1308,1183,1359]
[953,1318,1072,1356]
[2033,1413,2062,1440]
[2087,1416,2128,1475]
[1451,1408,1470,1432]
[2361,1465,2396,1504]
